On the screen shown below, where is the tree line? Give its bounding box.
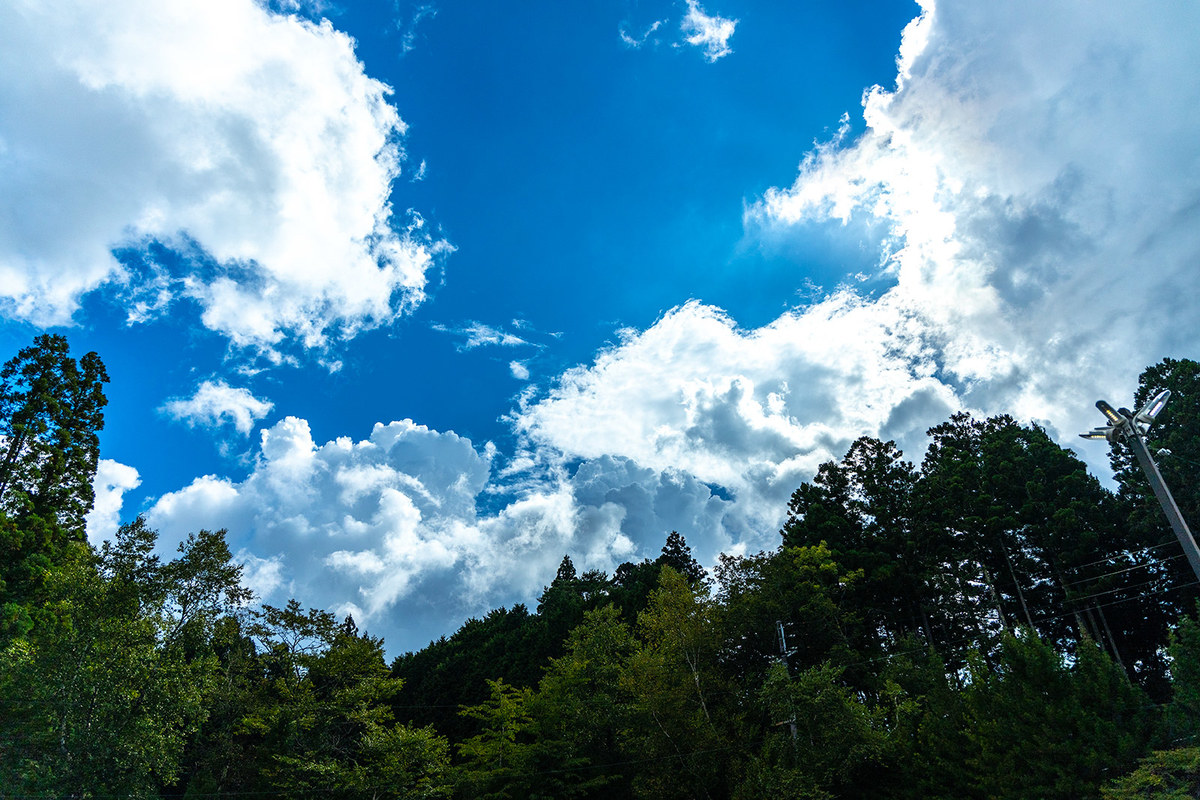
[1,335,1200,798]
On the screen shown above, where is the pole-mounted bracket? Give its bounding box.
[1080,389,1200,583]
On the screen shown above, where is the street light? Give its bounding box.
[1080,389,1200,582]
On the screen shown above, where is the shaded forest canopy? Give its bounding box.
[2,336,1200,798]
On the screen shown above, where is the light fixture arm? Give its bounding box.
[1081,389,1200,583]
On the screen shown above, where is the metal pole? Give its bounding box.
[776,620,797,742]
[1127,433,1200,583]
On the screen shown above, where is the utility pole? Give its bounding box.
[776,620,797,742]
[1081,390,1200,583]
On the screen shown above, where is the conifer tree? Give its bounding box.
[656,531,708,587]
[0,334,108,634]
[0,333,108,534]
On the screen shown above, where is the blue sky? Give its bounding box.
[2,0,1199,653]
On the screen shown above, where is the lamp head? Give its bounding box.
[1081,390,1171,443]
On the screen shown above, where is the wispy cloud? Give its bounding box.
[619,19,665,49]
[433,321,535,351]
[396,3,437,56]
[680,0,737,62]
[161,380,274,437]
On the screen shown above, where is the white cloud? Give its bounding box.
[235,549,289,599]
[397,4,437,56]
[510,360,531,380]
[433,321,534,351]
[161,379,274,436]
[742,0,1200,474]
[143,0,1200,653]
[145,418,488,627]
[263,0,333,17]
[680,0,737,62]
[510,0,1200,549]
[619,19,665,49]
[144,414,740,649]
[86,458,142,546]
[514,299,957,543]
[0,0,445,352]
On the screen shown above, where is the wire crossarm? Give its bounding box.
[1080,389,1200,582]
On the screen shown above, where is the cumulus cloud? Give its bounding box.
[514,299,957,543]
[146,417,490,631]
[509,360,531,380]
[144,0,1200,652]
[144,414,745,649]
[0,0,445,352]
[511,0,1200,547]
[741,0,1200,473]
[680,0,737,62]
[235,549,289,600]
[161,379,274,436]
[86,458,142,546]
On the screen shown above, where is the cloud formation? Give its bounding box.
[619,19,665,49]
[509,0,1200,561]
[142,0,1200,652]
[747,0,1200,469]
[86,458,142,546]
[431,322,533,351]
[680,0,737,62]
[0,0,445,352]
[514,299,956,541]
[509,360,531,381]
[161,379,275,436]
[146,416,709,647]
[397,4,437,56]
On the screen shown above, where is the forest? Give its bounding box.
[2,334,1200,799]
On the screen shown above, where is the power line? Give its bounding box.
[1067,540,1179,573]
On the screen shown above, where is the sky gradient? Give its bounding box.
[2,0,1198,653]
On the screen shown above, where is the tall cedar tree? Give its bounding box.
[0,334,108,634]
[0,333,108,531]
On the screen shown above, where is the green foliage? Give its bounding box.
[610,558,665,619]
[0,335,108,625]
[2,339,1195,798]
[391,604,546,741]
[717,540,862,676]
[534,605,637,796]
[0,333,107,537]
[1104,748,1200,799]
[780,414,1175,697]
[758,661,888,789]
[657,531,709,587]
[0,520,235,796]
[962,632,1155,799]
[258,613,452,799]
[621,566,737,799]
[1112,358,1200,529]
[176,602,454,798]
[1165,604,1200,745]
[1111,358,1200,691]
[456,677,599,800]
